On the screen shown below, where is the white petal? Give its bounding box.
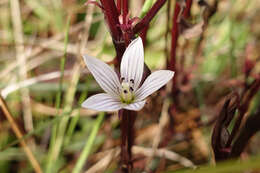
[82,93,123,112]
[120,37,144,90]
[135,70,174,101]
[83,55,121,97]
[123,100,146,111]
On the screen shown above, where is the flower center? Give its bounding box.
[119,77,135,104]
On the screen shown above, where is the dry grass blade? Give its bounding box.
[85,148,120,173]
[0,95,43,173]
[132,146,196,169]
[10,0,33,133]
[85,145,195,171]
[0,22,86,80]
[31,100,98,117]
[1,70,72,98]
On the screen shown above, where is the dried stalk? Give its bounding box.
[0,96,43,173]
[10,0,33,133]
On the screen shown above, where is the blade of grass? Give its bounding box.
[64,3,95,146]
[49,63,81,168]
[169,154,260,173]
[45,15,71,173]
[140,0,155,18]
[64,80,89,146]
[10,0,34,133]
[1,113,68,151]
[72,112,105,173]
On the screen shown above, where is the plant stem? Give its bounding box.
[133,0,167,34]
[169,1,180,96]
[183,0,193,18]
[117,0,121,13]
[45,16,70,173]
[120,109,136,173]
[72,112,105,173]
[122,0,128,24]
[100,0,121,41]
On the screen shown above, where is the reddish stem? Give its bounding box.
[100,0,121,41]
[133,0,167,34]
[117,0,122,13]
[122,0,128,24]
[120,109,136,173]
[169,0,193,95]
[165,0,170,68]
[183,0,193,18]
[140,25,149,47]
[100,0,125,66]
[169,2,181,94]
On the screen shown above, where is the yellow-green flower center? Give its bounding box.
[120,81,135,104]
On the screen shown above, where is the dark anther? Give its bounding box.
[130,79,134,83]
[130,87,134,91]
[123,90,128,93]
[121,77,125,81]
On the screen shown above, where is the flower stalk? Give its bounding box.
[133,0,167,34]
[119,109,136,172]
[169,0,193,99]
[84,1,171,171]
[169,1,181,96]
[82,37,174,172]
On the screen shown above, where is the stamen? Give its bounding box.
[130,87,133,92]
[123,90,128,93]
[130,79,134,84]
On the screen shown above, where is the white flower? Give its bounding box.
[82,37,174,111]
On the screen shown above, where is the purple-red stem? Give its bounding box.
[183,0,193,18]
[122,0,131,46]
[100,0,125,65]
[165,0,170,65]
[120,109,136,173]
[169,2,180,94]
[100,0,121,40]
[117,0,121,13]
[160,0,193,148]
[133,0,167,34]
[140,25,149,47]
[169,0,193,96]
[122,0,128,24]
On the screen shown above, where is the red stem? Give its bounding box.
[183,0,193,18]
[100,0,122,41]
[122,0,128,24]
[169,2,180,93]
[140,25,148,47]
[120,109,136,173]
[122,0,131,46]
[165,0,170,68]
[133,0,167,34]
[117,0,122,13]
[169,0,193,95]
[100,0,125,66]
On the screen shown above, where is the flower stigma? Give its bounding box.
[120,77,135,104]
